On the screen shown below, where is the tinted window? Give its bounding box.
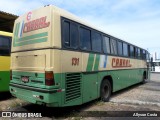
[118,41,123,55]
[63,21,78,48]
[80,27,91,50]
[110,38,117,55]
[0,36,11,56]
[70,23,78,48]
[92,31,102,52]
[137,48,141,59]
[103,36,110,54]
[123,42,128,56]
[129,45,134,57]
[142,50,146,59]
[135,47,138,58]
[63,21,70,47]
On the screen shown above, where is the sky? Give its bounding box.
[0,0,160,56]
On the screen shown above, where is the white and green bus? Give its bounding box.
[10,5,150,107]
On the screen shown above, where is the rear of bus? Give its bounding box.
[10,6,62,106]
[0,31,12,92]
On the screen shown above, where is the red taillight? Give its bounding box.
[45,71,55,86]
[10,70,12,80]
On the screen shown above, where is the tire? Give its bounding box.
[142,73,146,84]
[100,80,111,102]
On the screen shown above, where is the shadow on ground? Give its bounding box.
[0,92,12,101]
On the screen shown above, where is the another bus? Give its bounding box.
[0,31,12,92]
[151,60,160,72]
[10,5,150,107]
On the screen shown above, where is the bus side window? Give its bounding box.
[142,50,146,60]
[123,42,128,57]
[103,36,110,54]
[140,49,143,59]
[110,38,117,55]
[135,47,138,58]
[0,36,11,56]
[129,45,134,58]
[118,41,123,56]
[137,48,141,59]
[91,31,102,52]
[63,21,78,49]
[63,21,70,47]
[70,23,78,49]
[80,27,91,51]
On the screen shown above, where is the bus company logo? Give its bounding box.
[2,112,11,117]
[27,12,32,21]
[23,16,50,33]
[112,58,132,68]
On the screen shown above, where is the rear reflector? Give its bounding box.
[45,71,55,86]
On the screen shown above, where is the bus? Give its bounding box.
[0,31,12,92]
[10,5,150,107]
[151,60,160,72]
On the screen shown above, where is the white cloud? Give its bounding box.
[111,0,145,11]
[0,0,43,15]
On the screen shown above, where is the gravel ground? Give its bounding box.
[110,81,160,110]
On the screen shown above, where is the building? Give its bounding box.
[0,10,18,32]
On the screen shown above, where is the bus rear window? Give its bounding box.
[0,36,11,56]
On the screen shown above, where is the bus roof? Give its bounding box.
[0,31,12,37]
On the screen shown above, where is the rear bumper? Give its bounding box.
[9,83,57,93]
[9,83,61,107]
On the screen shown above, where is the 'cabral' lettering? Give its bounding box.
[23,16,50,33]
[112,58,132,68]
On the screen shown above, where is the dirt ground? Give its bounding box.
[0,73,160,120]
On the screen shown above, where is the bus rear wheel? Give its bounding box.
[100,80,111,102]
[142,72,147,84]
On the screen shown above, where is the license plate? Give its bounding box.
[21,76,29,83]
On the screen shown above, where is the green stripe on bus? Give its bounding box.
[94,54,100,71]
[14,37,47,46]
[17,32,48,42]
[86,53,95,71]
[13,23,20,47]
[15,23,20,37]
[13,23,48,47]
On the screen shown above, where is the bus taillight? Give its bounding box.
[45,71,55,86]
[10,70,12,80]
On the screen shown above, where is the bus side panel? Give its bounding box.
[82,73,98,103]
[0,56,10,92]
[0,71,10,92]
[98,68,146,94]
[60,52,99,106]
[60,50,83,106]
